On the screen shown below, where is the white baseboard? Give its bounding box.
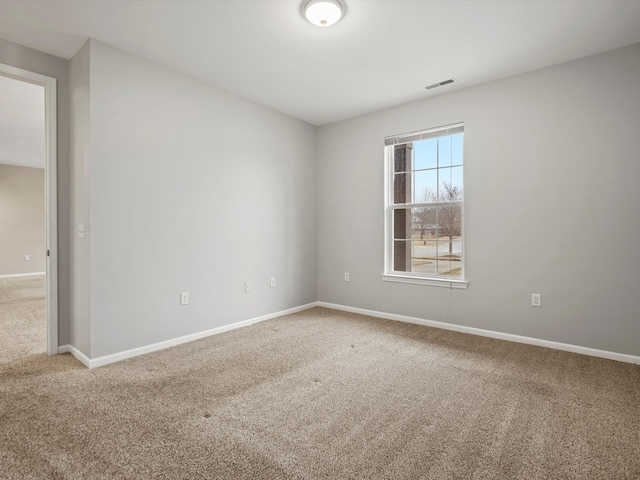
[58,344,91,368]
[68,302,318,369]
[0,272,45,279]
[317,301,640,365]
[58,300,640,369]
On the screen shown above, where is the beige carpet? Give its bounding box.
[1,306,639,479]
[0,275,46,363]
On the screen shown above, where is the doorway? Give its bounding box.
[0,63,57,357]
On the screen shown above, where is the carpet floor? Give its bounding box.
[1,305,639,479]
[0,275,46,363]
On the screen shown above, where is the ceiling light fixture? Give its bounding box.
[302,0,346,27]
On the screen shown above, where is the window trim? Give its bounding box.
[381,273,468,289]
[382,122,468,289]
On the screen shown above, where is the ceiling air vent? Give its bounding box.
[425,78,456,90]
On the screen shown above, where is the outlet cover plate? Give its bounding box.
[531,293,541,307]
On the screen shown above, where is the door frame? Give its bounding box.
[0,63,58,355]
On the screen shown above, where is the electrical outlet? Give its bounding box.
[270,277,276,288]
[180,292,189,306]
[344,272,350,282]
[531,293,541,307]
[24,255,30,261]
[245,281,251,293]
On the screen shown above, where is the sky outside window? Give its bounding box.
[412,133,463,202]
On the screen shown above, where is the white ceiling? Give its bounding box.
[0,0,639,126]
[0,74,44,169]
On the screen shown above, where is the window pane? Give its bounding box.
[435,242,449,259]
[438,258,451,276]
[438,167,463,201]
[413,229,437,274]
[414,138,437,170]
[394,173,411,204]
[438,135,452,167]
[393,209,411,240]
[412,256,437,275]
[414,169,438,203]
[449,254,463,278]
[436,205,462,258]
[440,262,462,277]
[452,133,463,166]
[412,206,437,242]
[450,166,463,197]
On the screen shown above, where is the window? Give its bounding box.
[383,123,467,288]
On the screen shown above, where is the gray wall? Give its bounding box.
[2,34,638,361]
[317,43,640,357]
[0,38,71,345]
[86,41,317,358]
[0,164,45,275]
[69,41,91,356]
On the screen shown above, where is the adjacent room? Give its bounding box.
[0,1,639,478]
[0,74,47,363]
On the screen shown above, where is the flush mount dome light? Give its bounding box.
[302,0,346,27]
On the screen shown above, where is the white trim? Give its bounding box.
[44,75,58,357]
[57,301,640,368]
[73,303,318,369]
[382,273,468,289]
[58,344,91,368]
[0,64,58,357]
[0,272,46,279]
[317,302,640,365]
[385,122,464,146]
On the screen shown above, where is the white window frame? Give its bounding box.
[382,122,468,289]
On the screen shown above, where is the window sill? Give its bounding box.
[381,273,468,289]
